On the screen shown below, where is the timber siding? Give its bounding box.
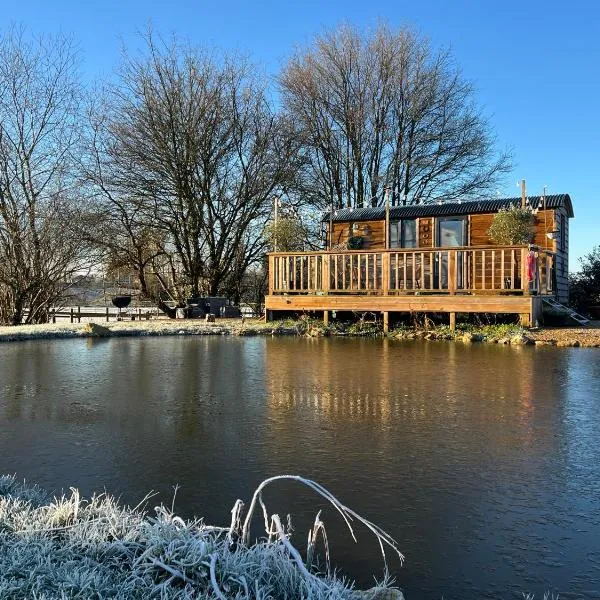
[331,219,384,249]
[418,217,434,247]
[554,207,569,304]
[330,210,561,251]
[469,210,556,248]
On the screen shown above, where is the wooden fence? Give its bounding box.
[24,306,159,324]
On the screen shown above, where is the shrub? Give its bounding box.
[569,246,600,313]
[487,206,534,245]
[264,218,307,252]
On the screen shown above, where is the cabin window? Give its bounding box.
[390,219,417,248]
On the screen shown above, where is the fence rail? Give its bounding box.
[23,306,159,324]
[269,246,555,297]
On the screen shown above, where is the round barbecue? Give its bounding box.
[111,295,132,309]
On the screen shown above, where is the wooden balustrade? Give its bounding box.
[269,246,555,297]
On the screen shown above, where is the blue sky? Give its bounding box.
[3,0,599,266]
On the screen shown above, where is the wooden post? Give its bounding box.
[382,252,389,295]
[521,247,529,295]
[268,255,275,295]
[383,311,389,334]
[138,307,142,321]
[323,310,329,326]
[322,254,329,293]
[273,197,279,252]
[77,305,81,323]
[51,309,56,324]
[448,251,457,295]
[384,188,390,250]
[106,306,109,322]
[329,201,334,250]
[449,312,456,331]
[70,307,74,323]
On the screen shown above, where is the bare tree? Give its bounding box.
[89,33,298,304]
[0,28,91,325]
[78,100,168,302]
[280,24,511,209]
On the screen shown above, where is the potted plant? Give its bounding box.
[347,235,364,250]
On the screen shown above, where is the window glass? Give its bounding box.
[390,220,416,248]
[438,219,466,247]
[390,221,401,248]
[402,220,417,248]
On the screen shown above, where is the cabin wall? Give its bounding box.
[330,210,558,249]
[554,208,569,304]
[330,219,385,249]
[330,216,433,249]
[469,210,556,248]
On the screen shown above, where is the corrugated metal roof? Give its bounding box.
[324,194,574,222]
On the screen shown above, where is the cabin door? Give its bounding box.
[436,218,467,289]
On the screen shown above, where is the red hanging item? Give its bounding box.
[526,250,536,282]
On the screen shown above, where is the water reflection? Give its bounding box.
[0,338,599,599]
[265,337,545,441]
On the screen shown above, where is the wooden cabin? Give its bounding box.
[265,194,574,328]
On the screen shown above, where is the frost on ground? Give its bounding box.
[0,474,404,600]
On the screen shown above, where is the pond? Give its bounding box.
[1,336,599,599]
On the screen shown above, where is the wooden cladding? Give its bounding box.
[269,246,555,296]
[329,210,559,251]
[470,210,556,249]
[418,218,433,247]
[330,220,385,249]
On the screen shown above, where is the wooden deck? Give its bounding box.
[266,246,554,329]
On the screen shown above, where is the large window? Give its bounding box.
[437,217,467,247]
[390,219,417,248]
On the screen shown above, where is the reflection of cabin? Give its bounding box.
[265,195,574,329]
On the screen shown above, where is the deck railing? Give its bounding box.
[268,246,555,296]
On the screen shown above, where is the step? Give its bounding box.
[542,298,590,325]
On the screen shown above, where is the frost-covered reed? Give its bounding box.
[0,474,404,600]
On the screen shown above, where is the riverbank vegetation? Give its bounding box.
[569,245,600,315]
[1,317,599,347]
[0,22,510,326]
[0,474,403,599]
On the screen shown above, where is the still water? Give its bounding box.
[1,337,599,599]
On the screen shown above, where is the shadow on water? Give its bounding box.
[0,337,599,599]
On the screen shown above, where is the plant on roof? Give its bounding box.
[487,206,534,245]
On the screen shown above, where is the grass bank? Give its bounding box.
[1,317,599,347]
[0,474,403,600]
